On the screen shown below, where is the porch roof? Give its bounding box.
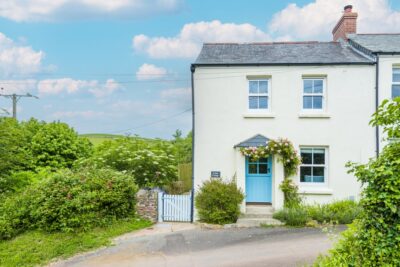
[234,134,269,148]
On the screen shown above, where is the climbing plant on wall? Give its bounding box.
[240,138,302,207]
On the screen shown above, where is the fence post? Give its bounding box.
[158,192,164,222]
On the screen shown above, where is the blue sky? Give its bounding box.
[0,0,399,139]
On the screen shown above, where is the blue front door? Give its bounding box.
[246,157,272,203]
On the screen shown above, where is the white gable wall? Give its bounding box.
[193,64,376,206]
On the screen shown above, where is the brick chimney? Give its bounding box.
[332,5,358,41]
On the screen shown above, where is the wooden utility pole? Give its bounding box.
[0,88,38,119]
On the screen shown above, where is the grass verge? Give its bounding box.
[0,217,152,267]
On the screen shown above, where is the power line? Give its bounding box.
[0,88,39,119]
[109,107,192,134]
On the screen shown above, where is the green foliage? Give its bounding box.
[165,163,192,194]
[279,178,302,208]
[0,218,151,267]
[0,118,92,196]
[0,167,138,240]
[306,200,361,225]
[274,200,360,227]
[85,137,178,188]
[313,222,361,266]
[195,179,244,225]
[370,97,400,138]
[315,99,400,266]
[240,137,302,208]
[240,137,301,178]
[172,130,192,164]
[0,118,34,177]
[273,207,309,227]
[31,122,92,169]
[0,168,51,195]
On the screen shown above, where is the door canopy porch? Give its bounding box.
[234,134,269,148]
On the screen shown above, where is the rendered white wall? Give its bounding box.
[378,55,400,150]
[193,65,376,207]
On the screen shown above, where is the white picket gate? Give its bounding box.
[158,192,192,222]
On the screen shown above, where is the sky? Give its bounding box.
[0,0,400,139]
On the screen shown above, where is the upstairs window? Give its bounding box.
[300,148,326,183]
[303,79,324,110]
[248,80,269,110]
[393,68,400,99]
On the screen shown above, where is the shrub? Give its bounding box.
[31,122,92,169]
[273,207,309,227]
[195,179,244,225]
[0,168,52,195]
[0,118,34,177]
[0,167,138,239]
[306,200,361,224]
[314,99,400,266]
[85,137,178,188]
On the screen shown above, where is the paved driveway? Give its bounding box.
[52,225,343,267]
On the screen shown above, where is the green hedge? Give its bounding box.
[0,167,138,240]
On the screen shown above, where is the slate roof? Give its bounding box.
[194,42,373,65]
[234,134,269,148]
[347,34,400,53]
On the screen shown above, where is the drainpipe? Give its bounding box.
[190,64,196,222]
[375,54,380,157]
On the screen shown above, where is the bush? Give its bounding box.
[273,200,360,227]
[273,207,309,227]
[0,168,52,195]
[31,122,92,169]
[195,179,244,225]
[314,98,400,266]
[306,200,361,224]
[0,167,138,239]
[84,137,178,188]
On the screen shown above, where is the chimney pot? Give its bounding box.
[344,5,353,13]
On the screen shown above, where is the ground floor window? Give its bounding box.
[300,147,326,183]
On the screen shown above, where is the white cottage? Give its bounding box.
[191,5,400,217]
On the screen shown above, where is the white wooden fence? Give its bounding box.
[158,192,192,222]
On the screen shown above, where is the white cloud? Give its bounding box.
[268,0,400,40]
[0,80,37,94]
[52,110,105,119]
[37,78,121,97]
[0,33,45,76]
[133,20,270,58]
[136,63,167,80]
[88,79,122,98]
[0,0,182,22]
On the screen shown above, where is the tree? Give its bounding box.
[30,122,92,169]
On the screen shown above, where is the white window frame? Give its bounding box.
[392,67,400,99]
[247,79,270,112]
[302,78,326,113]
[299,147,328,187]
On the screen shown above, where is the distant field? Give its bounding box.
[80,133,123,146]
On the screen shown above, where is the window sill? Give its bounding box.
[298,113,330,119]
[299,187,333,195]
[243,113,275,118]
